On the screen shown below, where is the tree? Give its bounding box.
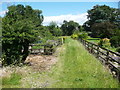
[36,26,54,43]
[91,21,116,38]
[2,4,44,65]
[83,5,119,32]
[61,20,80,36]
[48,21,62,36]
[110,29,120,47]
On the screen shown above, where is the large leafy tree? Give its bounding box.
[61,20,80,36]
[83,5,119,32]
[91,21,116,38]
[2,4,43,65]
[48,21,62,36]
[36,25,54,43]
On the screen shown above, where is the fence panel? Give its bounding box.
[79,38,120,82]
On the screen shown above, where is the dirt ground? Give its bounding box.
[25,54,58,72]
[0,46,61,77]
[0,46,62,88]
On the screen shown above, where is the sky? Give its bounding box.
[0,1,119,26]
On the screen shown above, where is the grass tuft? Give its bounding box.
[2,72,21,88]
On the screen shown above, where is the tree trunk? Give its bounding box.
[22,42,29,63]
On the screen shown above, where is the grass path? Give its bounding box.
[46,38,119,88]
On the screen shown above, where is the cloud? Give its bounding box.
[0,10,8,16]
[43,13,88,26]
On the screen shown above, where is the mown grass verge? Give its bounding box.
[47,38,119,88]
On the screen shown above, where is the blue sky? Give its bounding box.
[1,2,118,16]
[0,2,119,25]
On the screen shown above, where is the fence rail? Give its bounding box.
[29,38,63,55]
[79,38,120,82]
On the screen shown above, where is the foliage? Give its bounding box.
[71,34,78,39]
[2,4,43,65]
[35,26,54,44]
[98,38,111,47]
[110,36,120,48]
[73,29,80,34]
[78,32,88,39]
[91,21,116,38]
[48,21,62,36]
[83,5,119,32]
[83,5,120,48]
[61,20,80,36]
[87,37,100,44]
[116,47,120,53]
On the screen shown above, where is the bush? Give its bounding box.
[2,5,43,65]
[78,32,88,39]
[110,36,120,47]
[98,38,111,47]
[71,34,78,39]
[116,47,120,53]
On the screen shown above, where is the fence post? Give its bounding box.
[88,42,90,51]
[82,39,84,45]
[117,70,120,82]
[97,46,99,58]
[30,45,32,54]
[105,50,109,65]
[91,44,93,53]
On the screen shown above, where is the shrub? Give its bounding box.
[116,47,120,53]
[71,34,78,39]
[110,36,120,47]
[2,5,43,65]
[98,38,111,47]
[78,32,88,39]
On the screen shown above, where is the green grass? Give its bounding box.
[2,72,22,88]
[32,45,44,49]
[2,38,120,88]
[47,38,119,88]
[87,37,117,52]
[87,37,100,44]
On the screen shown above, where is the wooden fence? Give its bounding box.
[29,38,63,55]
[79,38,120,82]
